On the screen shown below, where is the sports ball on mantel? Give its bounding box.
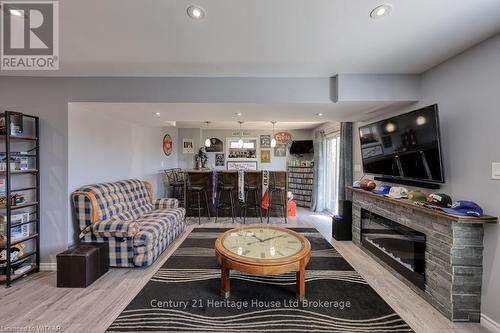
[360,179,377,191]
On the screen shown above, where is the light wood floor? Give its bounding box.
[0,209,488,333]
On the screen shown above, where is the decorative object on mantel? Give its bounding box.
[182,138,194,154]
[195,147,208,170]
[260,135,271,148]
[215,153,225,166]
[162,134,173,156]
[260,150,271,163]
[206,138,223,152]
[273,131,293,144]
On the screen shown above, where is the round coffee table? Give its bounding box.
[215,224,311,300]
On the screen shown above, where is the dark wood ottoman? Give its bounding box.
[57,242,109,288]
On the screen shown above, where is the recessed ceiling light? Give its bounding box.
[10,9,23,17]
[154,112,161,116]
[370,4,393,19]
[187,5,205,20]
[316,113,324,117]
[234,112,242,116]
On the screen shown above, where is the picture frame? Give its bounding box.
[205,138,223,152]
[227,161,258,171]
[226,137,258,160]
[274,143,287,157]
[215,153,225,166]
[182,138,194,154]
[260,135,271,148]
[261,149,271,163]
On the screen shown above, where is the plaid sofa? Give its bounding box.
[72,179,186,267]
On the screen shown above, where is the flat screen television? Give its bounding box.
[359,104,445,184]
[290,140,314,155]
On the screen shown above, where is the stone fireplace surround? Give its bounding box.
[349,187,497,322]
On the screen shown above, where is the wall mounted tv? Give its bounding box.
[290,140,314,155]
[359,104,445,185]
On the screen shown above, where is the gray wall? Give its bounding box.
[353,34,500,325]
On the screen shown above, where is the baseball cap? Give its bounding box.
[373,185,391,195]
[427,193,452,208]
[408,190,427,203]
[441,201,483,217]
[385,187,408,199]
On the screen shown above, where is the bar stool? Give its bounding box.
[241,180,263,224]
[173,168,185,206]
[266,172,287,224]
[185,173,211,224]
[164,168,184,206]
[215,173,237,223]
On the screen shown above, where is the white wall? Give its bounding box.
[353,34,500,326]
[68,105,178,242]
[178,128,313,171]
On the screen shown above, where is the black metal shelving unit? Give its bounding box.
[0,111,40,287]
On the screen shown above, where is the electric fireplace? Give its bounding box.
[361,209,426,289]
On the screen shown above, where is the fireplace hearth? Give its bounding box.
[361,209,425,289]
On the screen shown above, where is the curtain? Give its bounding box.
[338,122,353,201]
[312,130,327,212]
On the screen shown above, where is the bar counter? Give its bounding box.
[182,170,287,218]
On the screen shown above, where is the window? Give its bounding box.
[325,134,340,214]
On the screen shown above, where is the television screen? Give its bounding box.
[290,140,314,155]
[359,104,444,183]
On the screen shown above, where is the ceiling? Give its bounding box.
[3,0,500,77]
[71,101,412,129]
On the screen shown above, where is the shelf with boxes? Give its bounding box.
[287,160,314,208]
[0,111,40,287]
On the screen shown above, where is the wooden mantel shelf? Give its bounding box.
[347,186,497,224]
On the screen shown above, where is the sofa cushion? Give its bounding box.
[76,179,153,222]
[133,208,186,248]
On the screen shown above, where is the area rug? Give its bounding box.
[107,227,414,332]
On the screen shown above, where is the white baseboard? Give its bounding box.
[39,262,57,271]
[482,314,500,333]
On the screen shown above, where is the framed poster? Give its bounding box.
[182,139,194,154]
[227,161,258,171]
[205,138,223,152]
[274,131,293,144]
[260,135,271,148]
[163,134,173,156]
[261,150,271,163]
[226,137,258,160]
[274,143,287,157]
[215,153,225,166]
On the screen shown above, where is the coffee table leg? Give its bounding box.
[296,267,305,301]
[221,260,230,298]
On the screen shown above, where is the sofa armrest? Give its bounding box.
[92,218,139,238]
[154,198,179,209]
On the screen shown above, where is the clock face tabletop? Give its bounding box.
[215,225,310,265]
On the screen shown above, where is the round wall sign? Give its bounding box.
[163,134,173,156]
[274,131,293,144]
